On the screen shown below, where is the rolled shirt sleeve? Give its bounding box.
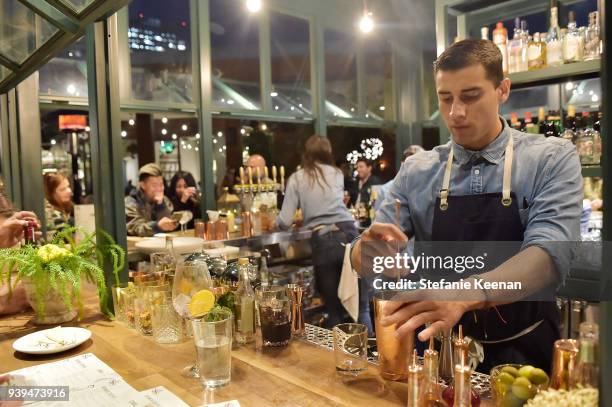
[276,174,299,230]
[520,140,582,284]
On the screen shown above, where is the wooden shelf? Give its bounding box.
[509,59,601,89]
[582,165,602,178]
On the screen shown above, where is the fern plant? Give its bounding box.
[0,226,125,320]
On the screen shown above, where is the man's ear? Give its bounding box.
[498,78,511,104]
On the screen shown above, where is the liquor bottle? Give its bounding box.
[544,115,560,138]
[24,221,37,246]
[259,255,270,287]
[510,112,521,131]
[524,111,537,134]
[406,350,424,407]
[507,18,522,74]
[235,258,256,344]
[519,20,530,71]
[493,22,509,75]
[547,6,563,67]
[570,322,599,389]
[538,107,547,134]
[584,11,601,60]
[528,32,547,70]
[480,26,489,41]
[563,11,584,63]
[561,105,577,143]
[165,235,178,265]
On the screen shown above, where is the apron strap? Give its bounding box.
[439,148,454,211]
[439,135,515,211]
[501,135,514,207]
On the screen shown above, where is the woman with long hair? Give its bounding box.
[276,135,372,331]
[43,172,74,231]
[167,171,201,228]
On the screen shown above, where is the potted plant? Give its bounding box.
[0,226,125,324]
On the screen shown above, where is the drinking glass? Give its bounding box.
[333,323,368,376]
[152,301,183,344]
[151,251,176,283]
[171,261,213,378]
[257,297,292,347]
[550,339,579,390]
[192,310,233,388]
[135,283,170,336]
[111,282,133,324]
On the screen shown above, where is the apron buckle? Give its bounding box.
[501,197,512,207]
[440,202,449,211]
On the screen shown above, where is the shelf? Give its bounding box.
[582,165,602,178]
[509,60,601,89]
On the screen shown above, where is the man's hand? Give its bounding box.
[157,217,177,232]
[350,222,409,278]
[381,300,474,342]
[0,212,39,248]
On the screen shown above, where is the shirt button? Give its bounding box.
[474,169,480,175]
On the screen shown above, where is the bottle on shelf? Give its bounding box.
[259,255,270,287]
[480,26,489,41]
[507,18,523,74]
[584,11,601,60]
[561,105,577,143]
[563,11,584,63]
[538,107,547,134]
[235,258,256,344]
[570,322,599,389]
[493,22,509,75]
[510,112,521,131]
[519,20,530,71]
[527,32,547,70]
[525,111,537,134]
[543,114,560,138]
[547,6,563,67]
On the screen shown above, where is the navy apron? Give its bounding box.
[430,135,559,374]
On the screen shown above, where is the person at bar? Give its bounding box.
[168,171,201,229]
[355,157,382,205]
[43,172,74,232]
[275,135,372,331]
[245,154,272,183]
[125,163,177,237]
[350,39,582,372]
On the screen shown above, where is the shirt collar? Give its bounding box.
[451,116,510,166]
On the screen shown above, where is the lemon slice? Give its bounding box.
[188,289,215,317]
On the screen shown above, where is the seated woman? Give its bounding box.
[43,172,74,232]
[168,171,201,229]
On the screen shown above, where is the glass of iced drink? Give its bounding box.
[191,308,233,388]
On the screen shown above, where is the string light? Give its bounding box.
[246,0,262,13]
[359,12,374,33]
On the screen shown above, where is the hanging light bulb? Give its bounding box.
[246,0,262,13]
[359,11,374,33]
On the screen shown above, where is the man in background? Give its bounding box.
[125,163,176,236]
[355,158,382,205]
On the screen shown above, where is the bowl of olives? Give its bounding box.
[490,364,549,407]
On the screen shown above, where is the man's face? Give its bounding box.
[140,176,164,201]
[436,64,510,149]
[356,162,371,180]
[246,156,266,179]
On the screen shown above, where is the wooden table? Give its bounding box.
[0,296,409,406]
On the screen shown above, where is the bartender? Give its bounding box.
[350,39,582,372]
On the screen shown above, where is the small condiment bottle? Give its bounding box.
[407,350,424,407]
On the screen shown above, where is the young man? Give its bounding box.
[125,163,177,236]
[355,158,382,205]
[351,39,582,371]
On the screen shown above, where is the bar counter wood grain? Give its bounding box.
[0,297,408,406]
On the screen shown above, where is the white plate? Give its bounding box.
[12,327,92,355]
[135,236,204,255]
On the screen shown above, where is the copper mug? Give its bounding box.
[194,220,206,239]
[241,212,253,237]
[373,293,414,381]
[206,221,216,241]
[216,220,228,240]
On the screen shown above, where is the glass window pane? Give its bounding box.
[365,37,393,121]
[60,0,95,13]
[39,37,87,97]
[0,0,58,64]
[210,0,261,110]
[501,84,560,118]
[327,126,397,182]
[562,78,601,111]
[128,0,193,103]
[212,118,313,197]
[325,30,357,118]
[270,13,311,115]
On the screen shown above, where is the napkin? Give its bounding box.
[337,243,359,322]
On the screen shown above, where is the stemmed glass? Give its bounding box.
[171,259,213,378]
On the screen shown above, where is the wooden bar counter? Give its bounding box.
[0,298,408,406]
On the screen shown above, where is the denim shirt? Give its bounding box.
[376,117,583,280]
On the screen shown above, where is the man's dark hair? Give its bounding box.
[356,158,373,167]
[433,39,503,87]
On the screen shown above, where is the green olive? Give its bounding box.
[501,393,524,407]
[518,365,534,379]
[501,365,520,377]
[512,377,537,400]
[529,368,549,385]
